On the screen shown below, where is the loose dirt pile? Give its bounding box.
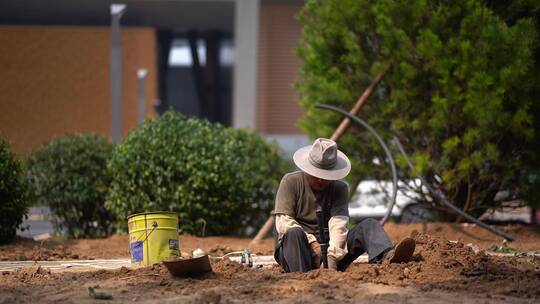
[383,223,540,251]
[348,233,540,298]
[1,232,538,303]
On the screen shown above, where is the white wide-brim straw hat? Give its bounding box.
[293,138,351,181]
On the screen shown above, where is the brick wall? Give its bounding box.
[0,26,157,154]
[257,3,304,134]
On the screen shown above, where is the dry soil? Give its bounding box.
[1,223,539,303]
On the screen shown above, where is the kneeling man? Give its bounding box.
[274,138,415,272]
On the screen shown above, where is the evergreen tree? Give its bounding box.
[297,0,540,217]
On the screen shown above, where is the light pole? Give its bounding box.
[110,4,127,143]
[137,68,148,124]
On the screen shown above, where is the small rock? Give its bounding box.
[308,270,320,279]
[466,243,480,254]
[403,267,411,278]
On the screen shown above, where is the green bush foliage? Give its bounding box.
[0,139,28,244]
[26,134,115,238]
[297,0,540,215]
[106,111,288,236]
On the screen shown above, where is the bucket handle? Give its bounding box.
[134,221,158,243]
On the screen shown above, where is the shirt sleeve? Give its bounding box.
[330,181,349,218]
[275,214,317,243]
[327,215,349,260]
[273,175,296,217]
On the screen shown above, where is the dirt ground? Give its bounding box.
[0,234,277,261]
[1,222,539,261]
[1,223,539,303]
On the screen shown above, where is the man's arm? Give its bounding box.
[327,181,350,260]
[275,214,317,244]
[327,215,348,260]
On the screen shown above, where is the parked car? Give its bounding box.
[348,180,532,224]
[348,180,432,223]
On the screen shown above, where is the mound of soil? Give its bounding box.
[383,223,540,251]
[2,233,539,303]
[1,223,539,302]
[344,233,540,299]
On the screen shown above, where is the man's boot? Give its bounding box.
[384,237,416,263]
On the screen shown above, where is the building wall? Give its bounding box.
[0,26,158,154]
[257,3,304,134]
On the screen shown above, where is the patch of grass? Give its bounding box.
[488,240,517,253]
[529,255,540,264]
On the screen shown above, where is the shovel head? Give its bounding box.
[163,255,212,276]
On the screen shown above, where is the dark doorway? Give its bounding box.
[156,30,233,126]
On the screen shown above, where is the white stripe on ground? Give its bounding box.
[0,254,371,272]
[0,259,131,272]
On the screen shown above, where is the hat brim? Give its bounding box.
[293,145,351,181]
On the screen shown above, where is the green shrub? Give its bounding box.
[26,134,115,238]
[0,139,28,244]
[297,0,540,215]
[106,111,289,235]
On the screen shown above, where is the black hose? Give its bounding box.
[314,103,514,241]
[391,137,514,241]
[315,104,398,225]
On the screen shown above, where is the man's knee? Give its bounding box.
[283,227,307,241]
[276,228,313,272]
[350,218,382,236]
[361,218,379,226]
[355,218,382,230]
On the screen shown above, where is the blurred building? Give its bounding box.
[0,0,308,155]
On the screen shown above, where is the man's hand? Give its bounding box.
[310,241,322,268]
[327,255,338,271]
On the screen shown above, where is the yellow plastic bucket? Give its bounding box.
[127,212,180,266]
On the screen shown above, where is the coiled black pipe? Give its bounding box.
[314,103,514,241]
[315,103,398,225]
